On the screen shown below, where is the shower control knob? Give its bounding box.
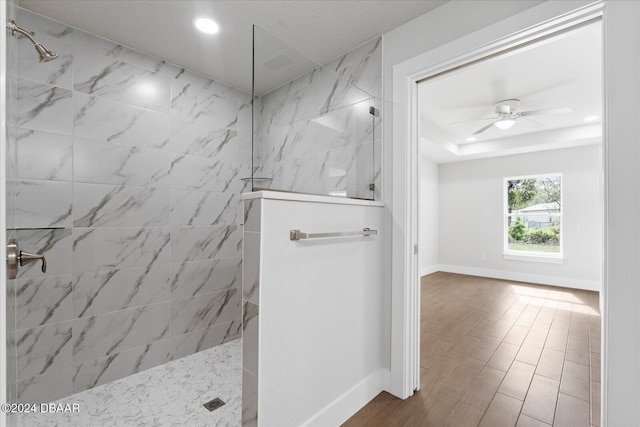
[6,239,47,279]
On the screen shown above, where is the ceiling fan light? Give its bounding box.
[495,119,516,130]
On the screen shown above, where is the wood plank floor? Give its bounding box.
[343,272,601,427]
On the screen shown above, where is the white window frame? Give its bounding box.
[503,173,564,263]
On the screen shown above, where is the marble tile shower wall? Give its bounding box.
[6,8,250,404]
[6,2,19,417]
[255,37,382,200]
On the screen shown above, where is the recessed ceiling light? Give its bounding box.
[194,17,220,34]
[466,137,477,142]
[584,115,600,122]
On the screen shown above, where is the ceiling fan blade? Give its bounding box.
[520,117,544,128]
[473,120,498,135]
[520,107,572,116]
[450,117,496,125]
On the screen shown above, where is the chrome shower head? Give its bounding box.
[34,43,58,62]
[7,20,58,62]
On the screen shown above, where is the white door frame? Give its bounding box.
[390,0,616,414]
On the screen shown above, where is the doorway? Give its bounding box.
[416,19,603,424]
[385,0,632,424]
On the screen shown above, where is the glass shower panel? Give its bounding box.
[251,26,380,200]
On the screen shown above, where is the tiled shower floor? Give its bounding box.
[16,339,241,427]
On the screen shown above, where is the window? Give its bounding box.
[504,174,562,259]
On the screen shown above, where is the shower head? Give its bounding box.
[7,20,58,62]
[34,43,58,62]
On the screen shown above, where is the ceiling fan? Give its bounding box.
[463,99,572,135]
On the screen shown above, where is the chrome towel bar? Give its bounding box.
[289,228,378,241]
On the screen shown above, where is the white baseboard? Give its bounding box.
[437,264,601,292]
[301,368,390,427]
[420,265,440,277]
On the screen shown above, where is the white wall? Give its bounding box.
[258,195,386,426]
[419,154,439,276]
[601,1,640,423]
[438,145,602,291]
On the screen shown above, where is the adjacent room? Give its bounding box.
[417,20,602,426]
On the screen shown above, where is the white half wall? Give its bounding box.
[419,154,439,276]
[255,193,386,426]
[438,145,602,291]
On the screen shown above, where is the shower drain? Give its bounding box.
[203,397,226,412]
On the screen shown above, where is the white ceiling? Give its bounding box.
[419,21,602,163]
[19,0,446,94]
